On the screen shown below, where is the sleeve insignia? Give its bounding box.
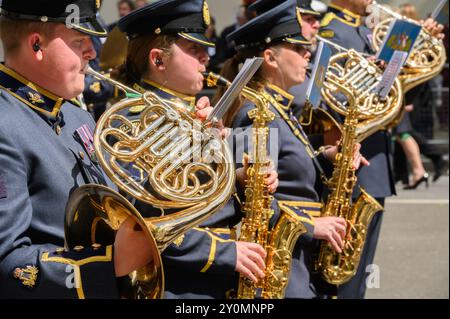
[13,265,39,288]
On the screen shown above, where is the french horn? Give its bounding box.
[371,1,446,127]
[317,36,404,141]
[64,66,236,298]
[371,1,446,93]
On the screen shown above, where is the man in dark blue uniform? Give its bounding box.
[318,0,393,299]
[0,0,154,298]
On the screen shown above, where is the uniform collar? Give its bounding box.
[0,63,64,119]
[327,3,362,27]
[265,84,294,111]
[139,79,196,108]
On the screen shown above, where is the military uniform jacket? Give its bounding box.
[231,84,332,298]
[126,80,240,299]
[319,3,396,198]
[0,64,119,298]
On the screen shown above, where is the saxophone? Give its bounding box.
[315,51,401,285]
[315,90,383,285]
[204,73,307,299]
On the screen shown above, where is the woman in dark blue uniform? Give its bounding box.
[111,0,279,298]
[220,0,368,298]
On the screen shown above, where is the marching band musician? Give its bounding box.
[113,0,279,299]
[220,0,369,298]
[0,0,156,298]
[318,0,446,299]
[288,0,326,119]
[247,0,326,120]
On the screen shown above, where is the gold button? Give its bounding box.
[73,245,84,252]
[55,125,61,135]
[91,243,101,250]
[79,151,85,160]
[55,248,65,254]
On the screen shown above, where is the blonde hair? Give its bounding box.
[0,16,55,56]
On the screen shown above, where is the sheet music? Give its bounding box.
[208,57,264,122]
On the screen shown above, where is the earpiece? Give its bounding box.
[33,42,41,52]
[155,57,163,66]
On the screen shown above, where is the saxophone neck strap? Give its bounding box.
[270,99,326,178]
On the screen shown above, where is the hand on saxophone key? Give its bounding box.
[195,96,229,138]
[313,217,347,253]
[323,143,369,170]
[235,242,267,283]
[236,154,279,194]
[352,143,370,170]
[114,217,154,277]
[265,169,279,194]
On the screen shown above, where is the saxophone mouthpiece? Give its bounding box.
[202,72,231,88]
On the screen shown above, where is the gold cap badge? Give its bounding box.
[203,1,211,27]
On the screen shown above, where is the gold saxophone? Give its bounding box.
[64,67,236,298]
[205,72,307,299]
[315,49,403,285]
